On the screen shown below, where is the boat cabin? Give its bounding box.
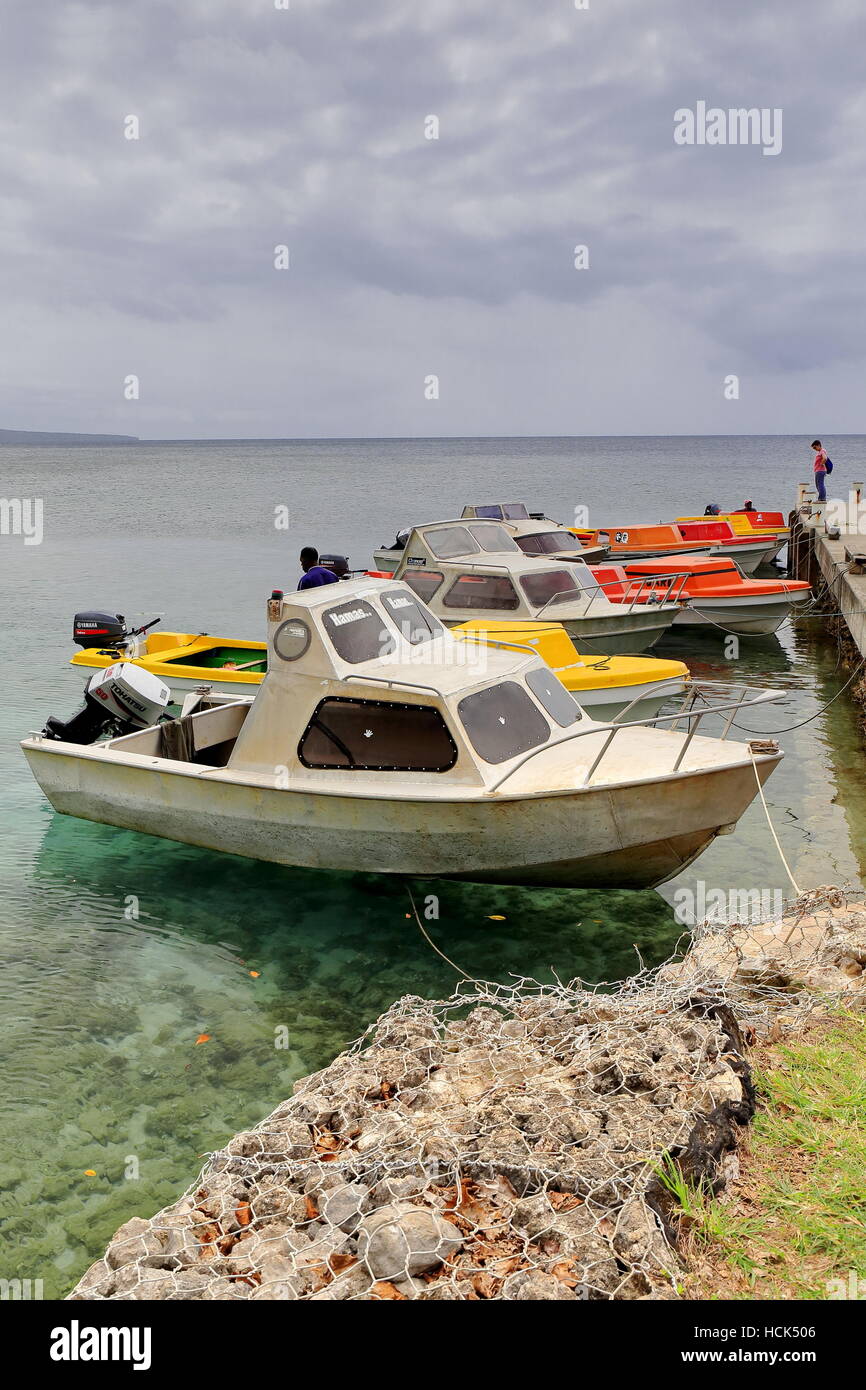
[96,577,592,791]
[391,520,614,623]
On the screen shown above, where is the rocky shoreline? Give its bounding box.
[69,889,865,1301]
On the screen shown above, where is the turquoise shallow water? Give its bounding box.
[2,435,866,1295]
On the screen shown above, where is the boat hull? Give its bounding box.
[672,593,808,635]
[21,741,779,890]
[557,609,677,653]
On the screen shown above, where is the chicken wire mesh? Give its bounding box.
[69,885,866,1302]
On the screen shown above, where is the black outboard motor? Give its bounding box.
[73,611,129,650]
[318,554,350,579]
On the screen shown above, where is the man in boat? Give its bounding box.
[298,547,340,590]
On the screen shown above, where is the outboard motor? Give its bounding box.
[73,611,130,650]
[43,663,171,745]
[318,554,350,579]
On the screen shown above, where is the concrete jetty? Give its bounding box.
[789,480,866,658]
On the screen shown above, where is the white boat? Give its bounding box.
[373,502,606,572]
[390,519,686,653]
[21,578,783,890]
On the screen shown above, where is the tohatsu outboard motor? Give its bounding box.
[43,663,171,745]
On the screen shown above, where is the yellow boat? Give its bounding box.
[453,621,689,722]
[70,618,689,723]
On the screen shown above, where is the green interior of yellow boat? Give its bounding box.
[162,646,267,670]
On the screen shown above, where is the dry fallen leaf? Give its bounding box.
[371,1281,407,1300]
[236,1201,252,1227]
[470,1271,500,1298]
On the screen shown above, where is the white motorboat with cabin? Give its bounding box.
[390,519,686,653]
[21,578,782,889]
[373,502,606,572]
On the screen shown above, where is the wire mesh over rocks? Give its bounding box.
[68,886,864,1302]
[69,989,755,1299]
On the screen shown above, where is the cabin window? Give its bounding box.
[458,681,550,764]
[467,523,520,552]
[520,570,581,609]
[298,697,457,772]
[402,569,445,603]
[381,588,445,644]
[516,531,571,556]
[426,525,480,559]
[443,573,520,611]
[525,667,582,727]
[473,505,502,519]
[323,599,395,664]
[502,503,530,520]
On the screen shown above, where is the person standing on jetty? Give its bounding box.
[811,439,832,503]
[297,547,339,590]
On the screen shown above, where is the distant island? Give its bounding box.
[0,428,139,444]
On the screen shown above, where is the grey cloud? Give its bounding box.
[0,0,863,434]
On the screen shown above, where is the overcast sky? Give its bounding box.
[1,0,863,438]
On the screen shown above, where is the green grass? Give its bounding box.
[663,1012,866,1299]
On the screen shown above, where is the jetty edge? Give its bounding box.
[68,888,866,1302]
[789,479,866,700]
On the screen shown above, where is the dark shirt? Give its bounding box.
[298,565,339,590]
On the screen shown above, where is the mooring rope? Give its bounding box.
[405,883,483,985]
[749,748,802,896]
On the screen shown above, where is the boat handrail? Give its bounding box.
[533,568,692,618]
[487,685,781,793]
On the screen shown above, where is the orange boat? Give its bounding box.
[677,510,789,554]
[572,520,780,574]
[590,556,811,635]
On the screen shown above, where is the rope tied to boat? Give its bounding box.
[748,743,801,896]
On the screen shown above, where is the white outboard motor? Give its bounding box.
[43,663,171,744]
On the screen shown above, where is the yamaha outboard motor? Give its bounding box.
[73,611,130,649]
[318,554,350,579]
[43,663,171,745]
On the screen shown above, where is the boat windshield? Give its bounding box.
[516,531,575,555]
[424,523,519,559]
[381,588,445,645]
[467,523,519,552]
[502,503,529,520]
[520,570,583,609]
[457,681,550,764]
[473,505,503,519]
[525,667,582,726]
[322,598,396,664]
[425,525,483,559]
